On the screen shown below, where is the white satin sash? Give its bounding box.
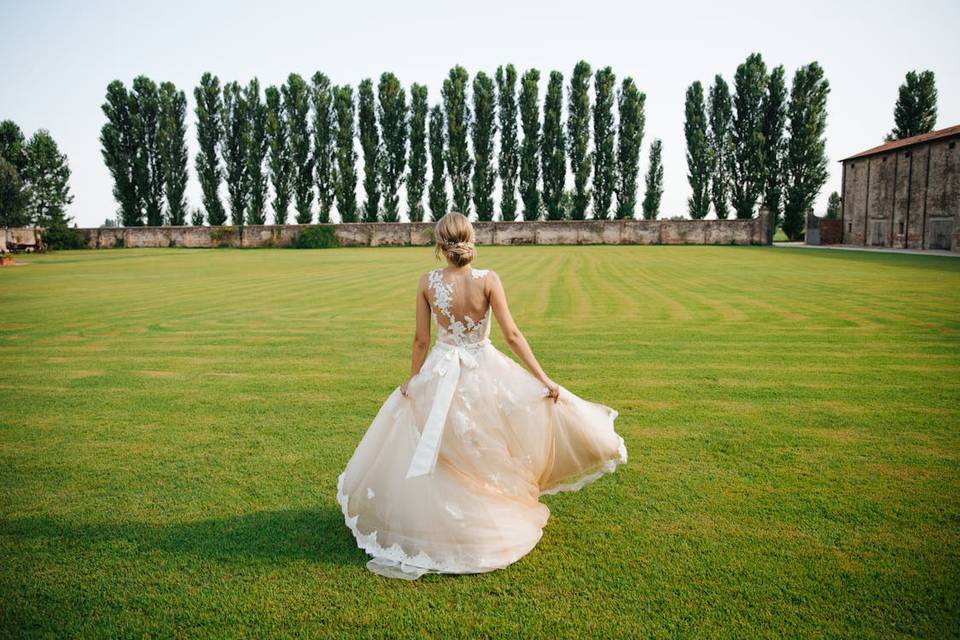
[405,339,490,478]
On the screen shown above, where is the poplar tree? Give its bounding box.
[101,81,143,225]
[783,62,830,241]
[889,70,937,140]
[222,81,250,226]
[158,82,189,225]
[471,71,497,221]
[541,71,566,219]
[133,76,163,226]
[283,73,314,223]
[642,139,663,220]
[407,84,428,222]
[592,67,616,220]
[615,77,645,219]
[358,78,380,222]
[825,191,841,219]
[708,75,733,219]
[333,85,358,222]
[443,66,472,215]
[378,72,408,222]
[428,104,448,221]
[265,85,292,224]
[194,72,226,225]
[495,65,519,221]
[684,81,711,219]
[311,72,335,223]
[731,53,767,218]
[761,65,788,229]
[518,68,541,220]
[567,61,592,220]
[245,79,269,225]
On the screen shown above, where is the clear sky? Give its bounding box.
[2,0,958,227]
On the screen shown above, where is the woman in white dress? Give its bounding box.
[337,212,627,580]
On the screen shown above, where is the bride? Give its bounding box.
[336,212,627,580]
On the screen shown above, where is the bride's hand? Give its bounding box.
[541,377,560,403]
[400,375,416,397]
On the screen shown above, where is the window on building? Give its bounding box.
[905,151,911,158]
[847,222,852,233]
[950,142,957,150]
[882,155,887,162]
[898,221,905,235]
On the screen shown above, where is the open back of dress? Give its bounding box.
[426,267,492,347]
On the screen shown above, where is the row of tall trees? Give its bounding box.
[100,77,189,227]
[683,53,830,239]
[101,63,656,226]
[0,120,74,231]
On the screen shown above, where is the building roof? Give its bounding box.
[840,124,960,162]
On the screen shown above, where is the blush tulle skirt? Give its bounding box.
[336,339,627,579]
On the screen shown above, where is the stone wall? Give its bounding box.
[6,214,771,251]
[841,132,959,251]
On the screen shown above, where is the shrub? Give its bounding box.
[43,224,87,250]
[209,226,235,247]
[294,225,338,249]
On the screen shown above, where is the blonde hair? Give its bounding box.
[434,212,476,267]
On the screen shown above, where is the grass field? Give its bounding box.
[1,245,959,638]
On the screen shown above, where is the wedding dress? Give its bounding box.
[336,266,627,579]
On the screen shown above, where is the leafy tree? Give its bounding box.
[284,74,314,223]
[783,62,830,241]
[428,104,448,221]
[0,120,28,175]
[358,78,380,222]
[592,66,616,220]
[311,72,335,223]
[518,68,541,220]
[495,65,519,221]
[684,81,711,219]
[333,85,358,222]
[132,76,163,226]
[731,53,768,219]
[642,139,663,220]
[407,84,428,222]
[1,121,29,226]
[889,70,937,140]
[615,77,645,219]
[708,75,733,219]
[443,66,473,214]
[194,72,226,225]
[158,82,189,225]
[245,79,269,225]
[378,72,408,222]
[471,71,497,221]
[191,208,205,226]
[825,191,842,219]
[567,61,592,220]
[222,81,250,226]
[265,85,293,224]
[761,65,788,228]
[24,130,73,227]
[0,158,29,227]
[102,81,143,226]
[541,71,566,220]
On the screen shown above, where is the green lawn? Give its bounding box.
[1,245,958,638]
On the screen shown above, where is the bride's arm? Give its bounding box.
[401,275,431,396]
[487,271,559,402]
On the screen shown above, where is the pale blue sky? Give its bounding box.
[2,0,958,227]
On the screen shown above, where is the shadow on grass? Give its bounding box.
[1,504,365,568]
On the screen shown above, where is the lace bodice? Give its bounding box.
[427,267,492,346]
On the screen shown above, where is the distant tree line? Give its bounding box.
[0,120,77,244]
[100,63,662,226]
[683,53,831,240]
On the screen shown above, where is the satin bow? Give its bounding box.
[405,340,489,478]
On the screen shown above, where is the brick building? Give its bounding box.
[841,124,959,252]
